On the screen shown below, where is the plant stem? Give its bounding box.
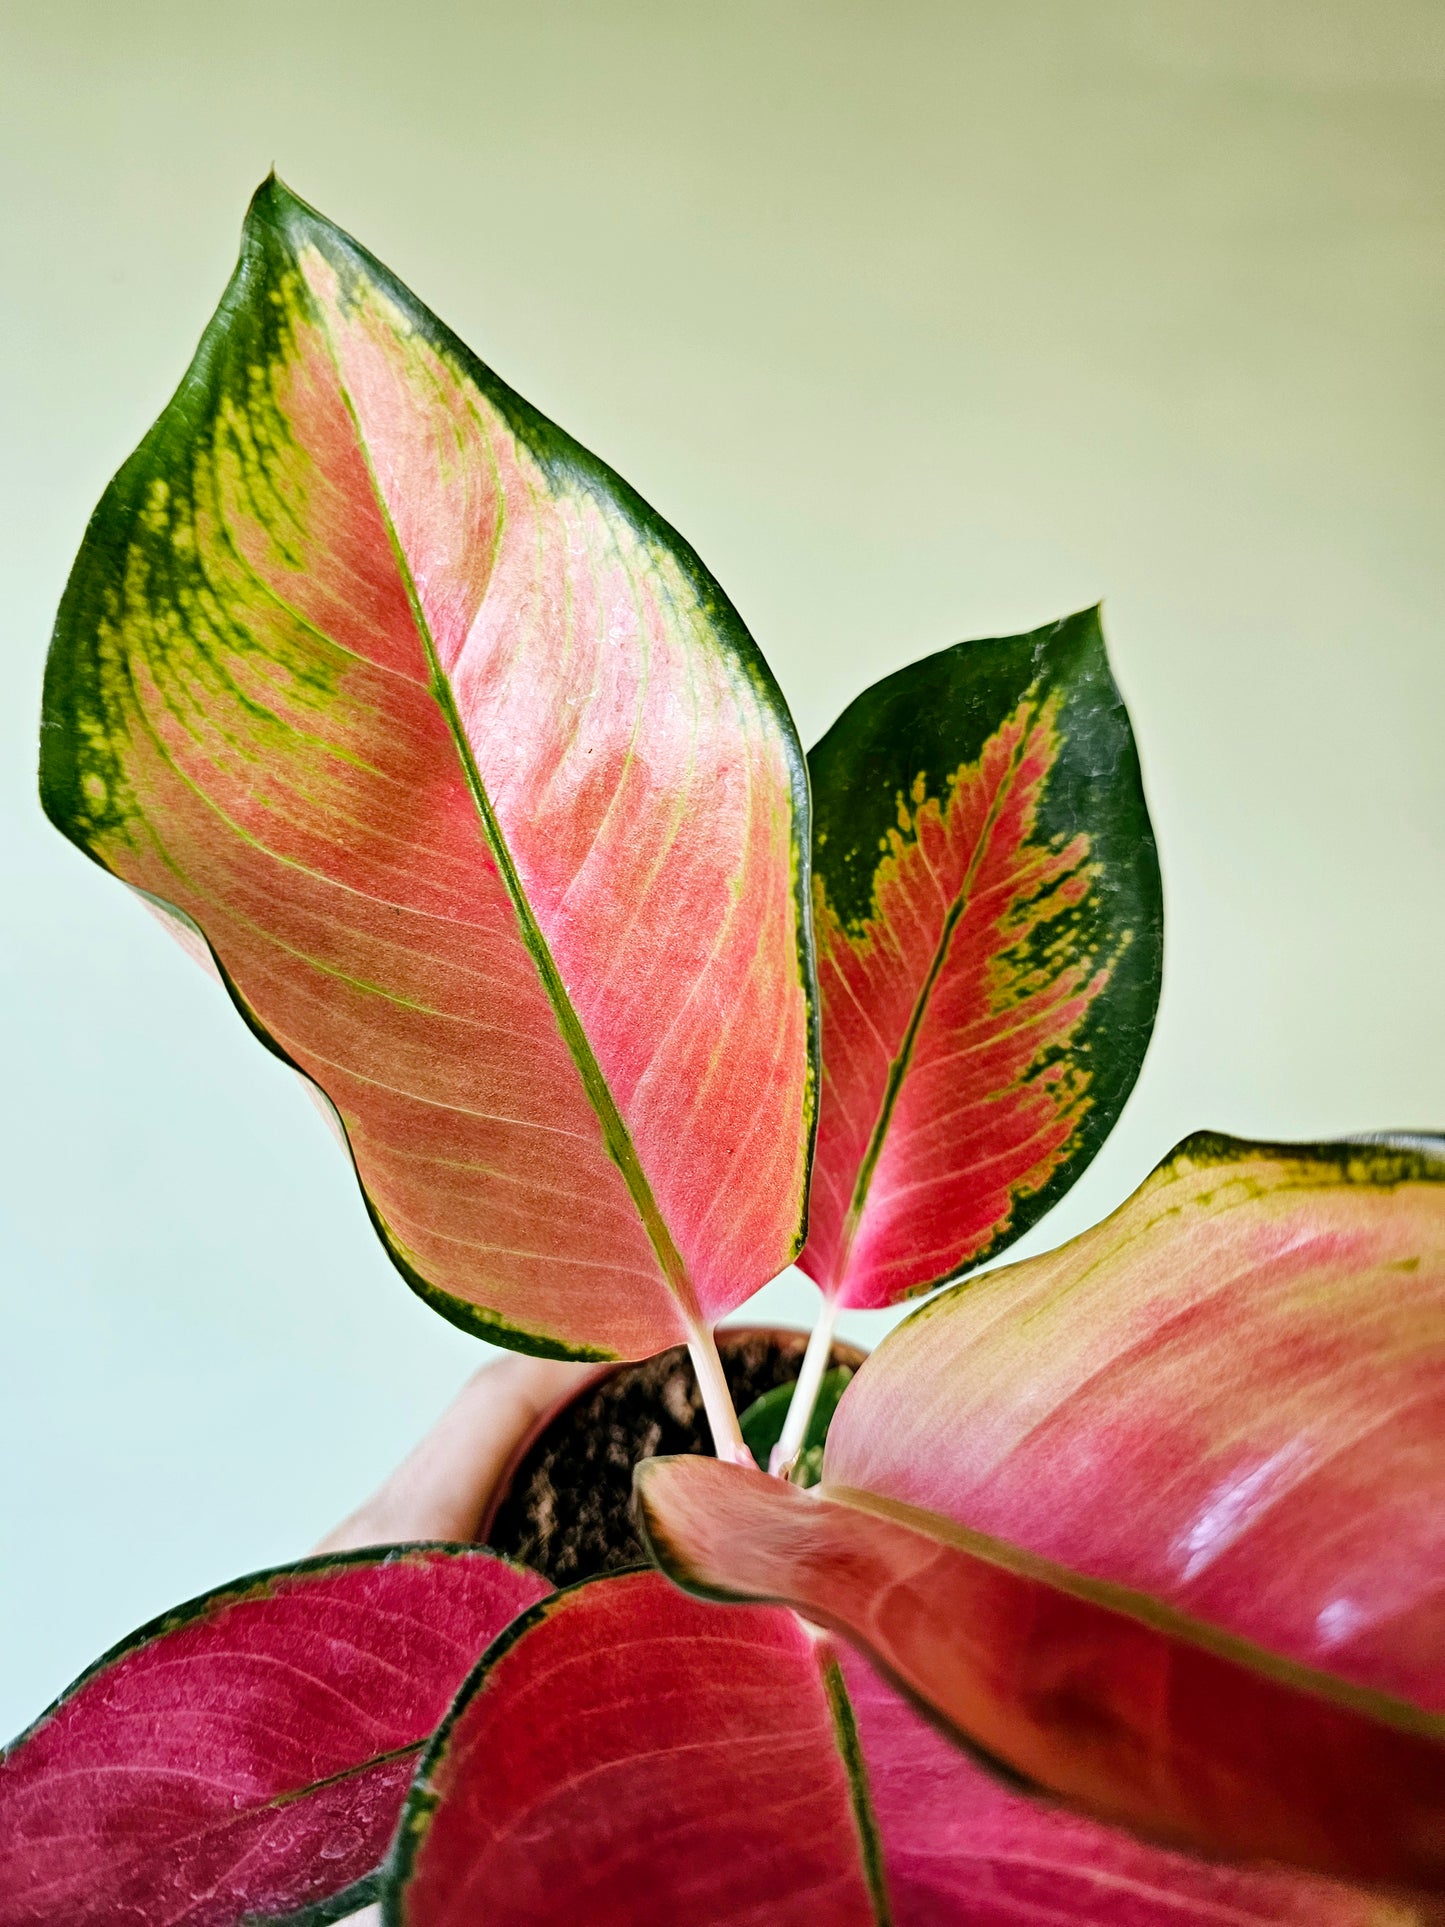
[770,1295,840,1478]
[687,1324,751,1466]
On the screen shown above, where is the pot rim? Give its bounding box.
[475,1322,866,1543]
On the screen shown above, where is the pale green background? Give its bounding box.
[2,0,1442,1738]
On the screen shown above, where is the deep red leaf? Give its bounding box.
[0,1545,548,1927]
[389,1569,886,1926]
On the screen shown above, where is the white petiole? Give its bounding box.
[686,1324,753,1466]
[769,1295,840,1479]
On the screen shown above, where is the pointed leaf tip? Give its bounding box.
[245,168,302,227]
[800,607,1161,1310]
[42,185,816,1359]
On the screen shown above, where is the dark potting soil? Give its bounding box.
[484,1328,865,1586]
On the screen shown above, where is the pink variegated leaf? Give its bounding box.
[40,178,815,1362]
[0,1546,548,1927]
[801,610,1161,1309]
[638,1132,1445,1894]
[386,1569,1416,1924]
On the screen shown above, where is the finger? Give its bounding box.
[312,1355,598,1554]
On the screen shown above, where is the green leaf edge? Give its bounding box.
[2,1541,539,1759]
[820,1654,894,1926]
[888,1125,1445,1345]
[384,1579,586,1921]
[242,1866,387,1927]
[38,173,821,1358]
[146,895,617,1362]
[807,605,1164,1302]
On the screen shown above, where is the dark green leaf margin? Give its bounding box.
[38,176,820,1359]
[808,605,1164,1285]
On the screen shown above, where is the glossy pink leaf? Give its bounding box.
[40,178,815,1361]
[0,1545,548,1927]
[638,1132,1445,1892]
[387,1569,1414,1924]
[800,611,1161,1309]
[829,1131,1445,1709]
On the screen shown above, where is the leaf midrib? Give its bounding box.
[825,1484,1445,1742]
[298,254,699,1329]
[819,1653,894,1926]
[10,1740,422,1912]
[834,727,1030,1285]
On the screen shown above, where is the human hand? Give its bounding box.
[317,1354,595,1921]
[313,1354,596,1555]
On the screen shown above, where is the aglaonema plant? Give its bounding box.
[5,177,1442,1927]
